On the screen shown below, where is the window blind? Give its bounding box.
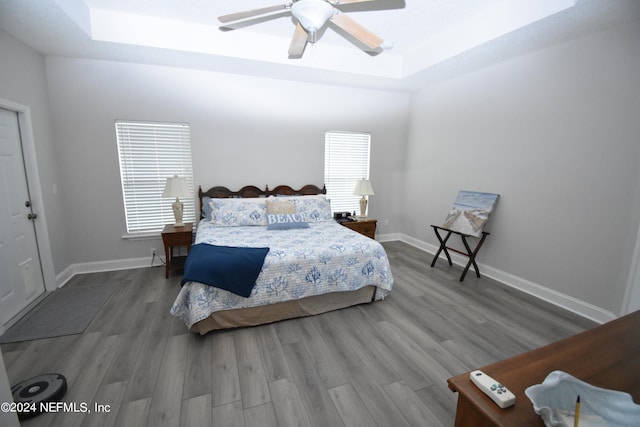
[324,131,371,214]
[115,121,195,234]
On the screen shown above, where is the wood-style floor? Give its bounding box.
[1,241,596,427]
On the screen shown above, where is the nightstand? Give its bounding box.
[341,218,377,239]
[161,223,193,278]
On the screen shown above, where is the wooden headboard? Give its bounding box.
[198,184,327,218]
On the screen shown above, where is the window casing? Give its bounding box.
[324,131,371,214]
[116,121,195,234]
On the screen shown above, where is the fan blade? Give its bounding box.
[329,0,376,4]
[218,4,290,23]
[288,22,309,57]
[330,12,383,49]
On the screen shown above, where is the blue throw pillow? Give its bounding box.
[266,213,310,230]
[181,244,269,298]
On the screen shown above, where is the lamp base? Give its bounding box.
[172,198,184,228]
[359,196,368,218]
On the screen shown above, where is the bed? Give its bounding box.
[170,184,394,334]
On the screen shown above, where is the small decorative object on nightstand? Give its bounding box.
[341,218,377,239]
[162,223,193,278]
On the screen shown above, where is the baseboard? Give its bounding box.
[396,233,616,324]
[53,236,616,324]
[56,256,159,288]
[376,232,403,243]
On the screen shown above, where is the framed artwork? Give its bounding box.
[442,191,500,237]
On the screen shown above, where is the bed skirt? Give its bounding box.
[190,285,377,334]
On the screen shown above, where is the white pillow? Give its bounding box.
[210,198,268,226]
[283,195,333,222]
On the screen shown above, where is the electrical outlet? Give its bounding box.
[151,248,156,257]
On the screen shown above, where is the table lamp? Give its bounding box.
[162,175,190,227]
[353,179,375,218]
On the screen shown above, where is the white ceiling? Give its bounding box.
[0,0,636,91]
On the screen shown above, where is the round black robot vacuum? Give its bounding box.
[11,373,67,419]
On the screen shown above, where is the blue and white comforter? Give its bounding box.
[170,220,394,328]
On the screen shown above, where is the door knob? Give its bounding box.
[27,213,38,220]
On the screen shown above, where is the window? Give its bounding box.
[324,131,371,214]
[116,121,195,234]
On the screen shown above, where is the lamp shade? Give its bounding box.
[162,175,190,198]
[353,179,375,196]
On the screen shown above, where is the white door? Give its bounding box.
[0,107,45,325]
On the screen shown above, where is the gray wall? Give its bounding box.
[0,30,69,273]
[404,18,640,317]
[44,57,410,265]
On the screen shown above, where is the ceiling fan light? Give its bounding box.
[291,0,335,33]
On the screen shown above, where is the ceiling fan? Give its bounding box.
[218,0,385,58]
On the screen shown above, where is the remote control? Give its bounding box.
[469,370,516,409]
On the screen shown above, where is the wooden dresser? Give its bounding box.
[447,310,640,426]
